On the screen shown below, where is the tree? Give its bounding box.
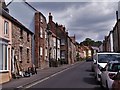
[80,38,102,47]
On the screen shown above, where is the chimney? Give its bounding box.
[63,26,65,31]
[0,0,9,12]
[49,12,53,22]
[116,11,119,22]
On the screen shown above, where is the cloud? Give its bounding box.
[28,2,118,42]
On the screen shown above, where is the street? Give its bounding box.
[24,61,102,89]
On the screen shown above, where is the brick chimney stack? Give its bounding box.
[0,0,9,12]
[116,11,118,22]
[49,12,53,22]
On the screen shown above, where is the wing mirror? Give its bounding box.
[93,59,97,64]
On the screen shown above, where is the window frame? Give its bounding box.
[4,20,9,35]
[0,43,8,71]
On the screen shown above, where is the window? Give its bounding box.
[27,49,29,63]
[39,47,43,56]
[40,16,43,23]
[20,28,23,39]
[27,32,29,42]
[57,39,60,48]
[61,39,65,45]
[98,54,120,63]
[53,38,56,47]
[19,47,22,63]
[0,44,8,70]
[4,21,9,35]
[45,32,47,39]
[40,27,43,38]
[45,49,47,56]
[61,51,65,59]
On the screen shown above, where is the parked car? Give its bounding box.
[86,57,93,62]
[112,71,120,90]
[91,52,120,82]
[100,61,120,89]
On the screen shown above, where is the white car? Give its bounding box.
[92,52,120,82]
[101,61,120,89]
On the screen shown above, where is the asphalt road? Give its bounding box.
[25,61,102,89]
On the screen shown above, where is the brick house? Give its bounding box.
[113,19,120,52]
[35,11,48,69]
[70,35,77,62]
[7,0,49,69]
[48,13,60,67]
[104,31,113,52]
[12,19,33,76]
[0,3,33,83]
[56,25,69,64]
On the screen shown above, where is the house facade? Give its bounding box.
[48,13,60,67]
[0,9,12,84]
[7,0,49,69]
[70,36,77,63]
[11,18,33,77]
[113,19,120,52]
[57,25,69,64]
[35,11,49,69]
[0,4,33,83]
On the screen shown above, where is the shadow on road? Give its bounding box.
[86,69,92,72]
[89,73,95,77]
[83,77,99,85]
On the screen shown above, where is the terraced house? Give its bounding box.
[0,2,33,84]
[7,0,49,69]
[0,8,12,84]
[48,13,60,67]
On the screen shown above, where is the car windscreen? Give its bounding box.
[108,63,120,72]
[98,54,120,63]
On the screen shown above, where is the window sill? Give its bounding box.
[0,70,9,73]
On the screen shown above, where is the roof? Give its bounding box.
[1,8,33,34]
[7,0,46,21]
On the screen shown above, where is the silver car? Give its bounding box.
[91,52,120,82]
[101,61,120,89]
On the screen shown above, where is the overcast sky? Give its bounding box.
[5,0,119,43]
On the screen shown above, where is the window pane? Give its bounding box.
[40,47,43,56]
[4,21,8,35]
[5,45,7,70]
[0,44,3,70]
[3,45,7,70]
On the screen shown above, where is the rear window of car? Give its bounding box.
[108,63,120,72]
[98,54,120,63]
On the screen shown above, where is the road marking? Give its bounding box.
[17,61,85,89]
[24,66,73,88]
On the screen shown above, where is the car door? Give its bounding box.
[101,65,108,87]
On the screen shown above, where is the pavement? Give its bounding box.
[1,61,85,89]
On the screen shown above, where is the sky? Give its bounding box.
[5,0,119,43]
